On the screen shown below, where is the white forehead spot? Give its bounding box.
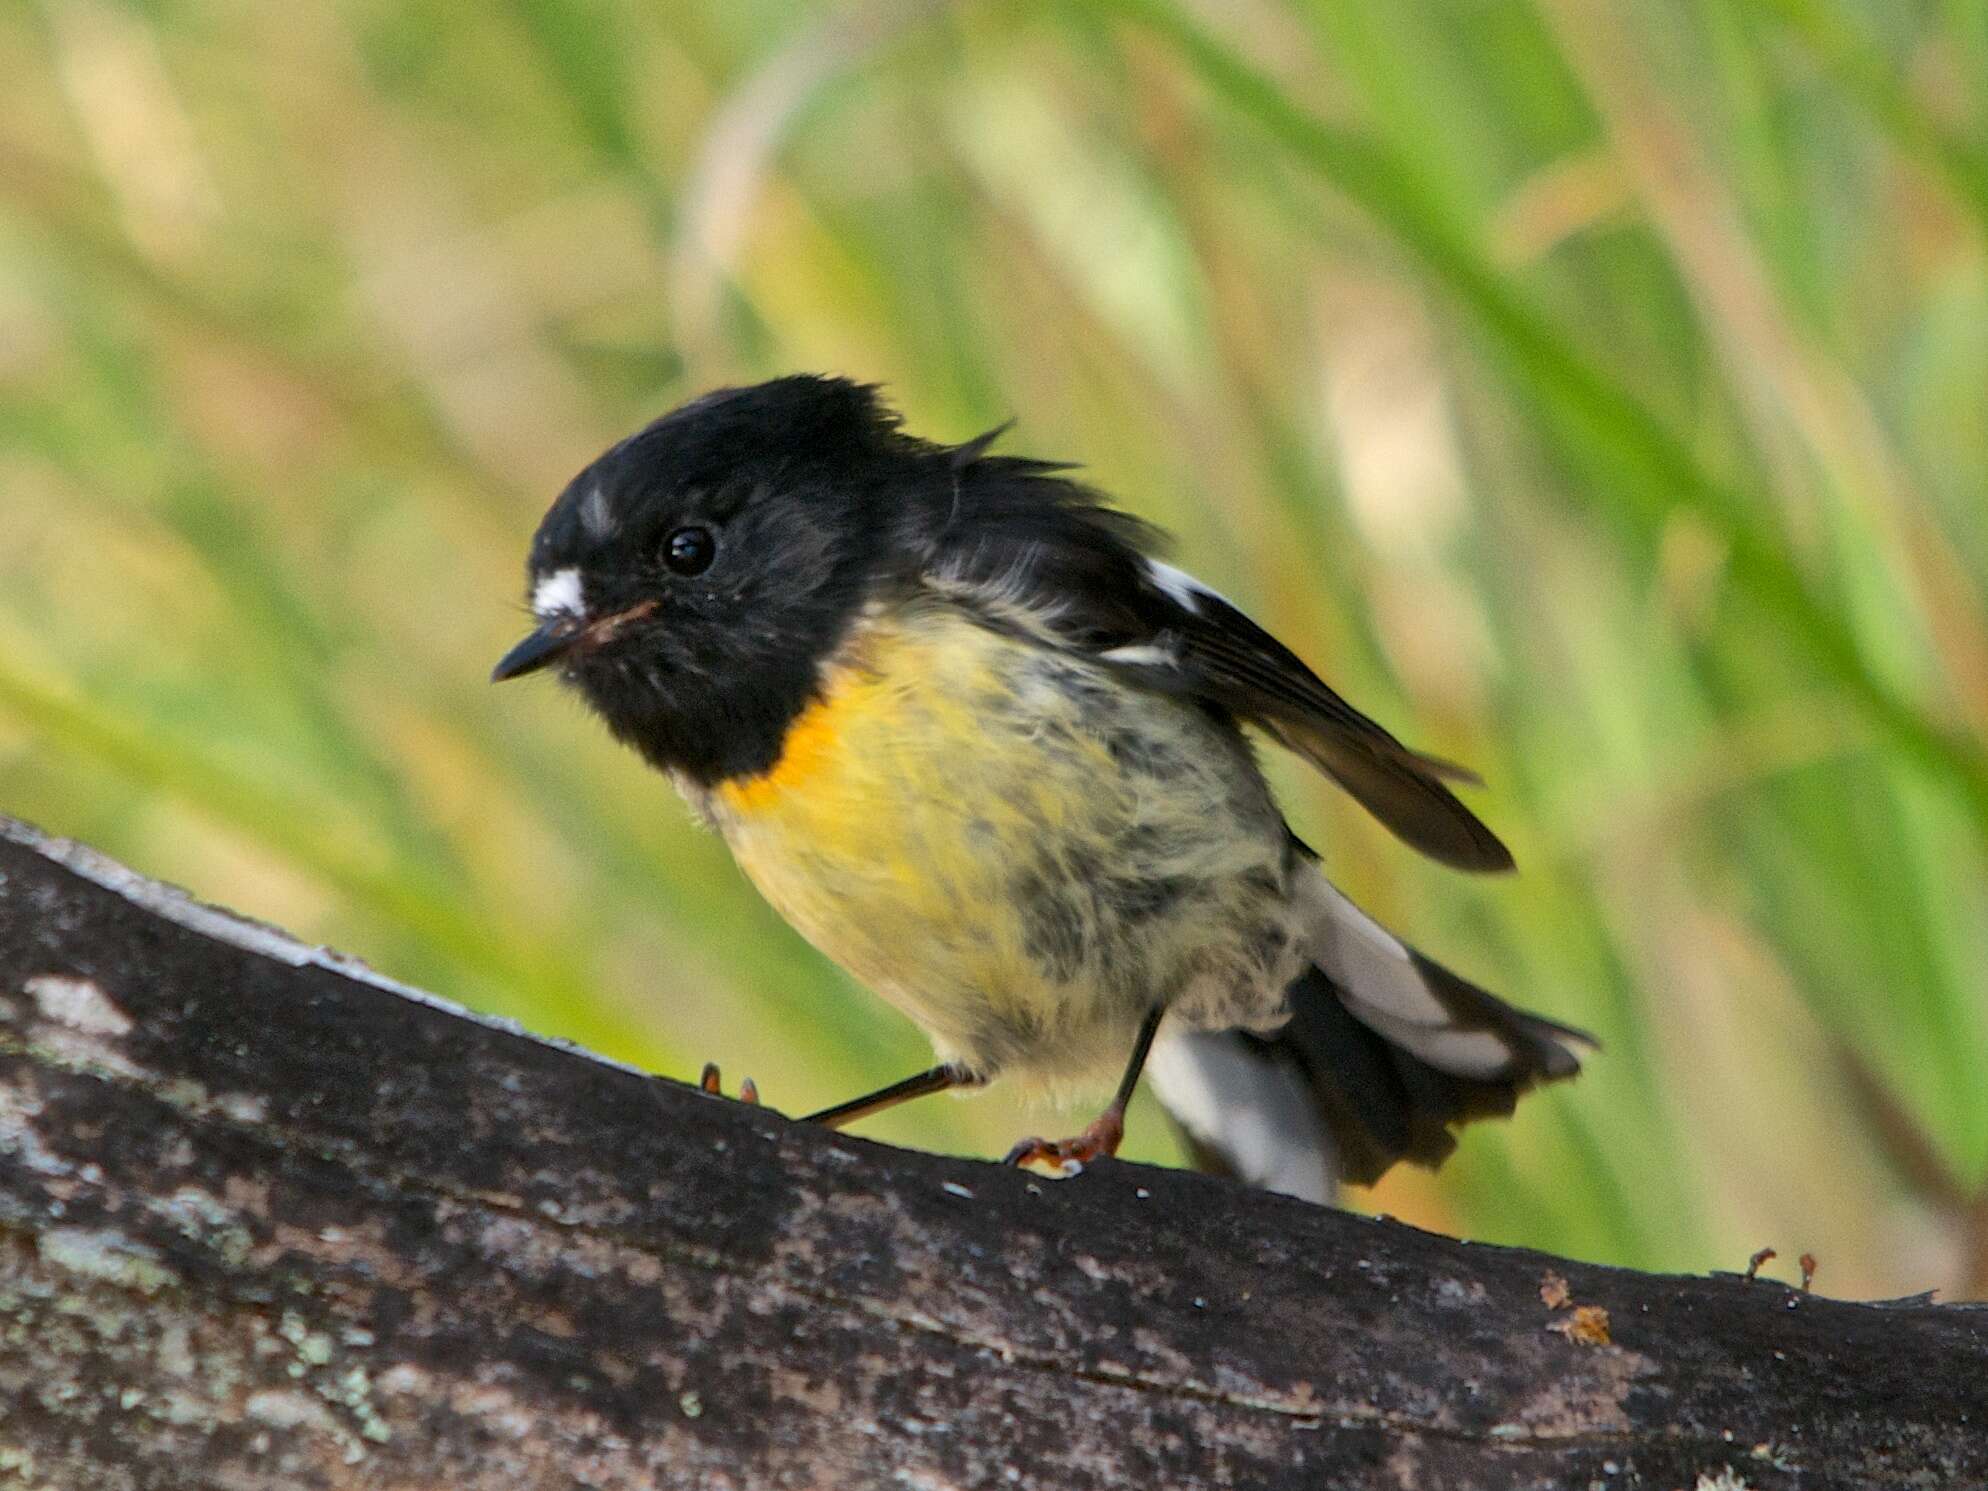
[579,484,615,539]
[532,567,584,619]
[1144,559,1223,615]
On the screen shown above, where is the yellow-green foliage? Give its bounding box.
[2,0,1984,1295]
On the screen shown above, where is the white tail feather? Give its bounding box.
[1146,1027,1335,1203]
[1295,871,1521,1081]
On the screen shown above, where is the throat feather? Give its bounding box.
[709,619,884,814]
[713,685,849,814]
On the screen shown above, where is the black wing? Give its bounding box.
[1115,563,1513,872]
[923,443,1512,873]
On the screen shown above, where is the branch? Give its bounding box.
[0,814,1980,1489]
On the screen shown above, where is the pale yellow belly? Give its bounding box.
[695,603,1301,1090]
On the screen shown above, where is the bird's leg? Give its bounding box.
[1005,1005,1165,1176]
[698,1062,759,1106]
[803,1064,980,1129]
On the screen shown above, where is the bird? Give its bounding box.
[492,375,1589,1201]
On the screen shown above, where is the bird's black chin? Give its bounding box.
[570,638,822,789]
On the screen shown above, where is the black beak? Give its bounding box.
[491,619,582,682]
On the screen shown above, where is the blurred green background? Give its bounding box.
[3,0,1985,1298]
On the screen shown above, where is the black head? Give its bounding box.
[492,376,947,782]
[493,374,1157,785]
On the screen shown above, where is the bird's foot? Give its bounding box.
[698,1062,760,1106]
[1003,1109,1125,1177]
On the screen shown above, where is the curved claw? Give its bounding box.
[1003,1135,1073,1174]
[1003,1110,1126,1177]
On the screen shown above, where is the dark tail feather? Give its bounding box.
[1150,937,1591,1195]
[1269,964,1585,1185]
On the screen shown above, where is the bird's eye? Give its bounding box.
[663,525,716,576]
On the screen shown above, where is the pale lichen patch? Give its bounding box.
[255,1309,395,1457]
[146,1186,255,1269]
[246,1387,336,1431]
[155,1321,197,1379]
[376,1362,430,1396]
[24,974,132,1037]
[1509,1334,1655,1438]
[37,1227,179,1296]
[331,1365,393,1443]
[1433,1275,1489,1308]
[215,1090,268,1123]
[450,1380,540,1439]
[0,1085,73,1177]
[279,1308,336,1366]
[1070,1253,1113,1283]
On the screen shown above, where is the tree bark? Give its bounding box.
[0,813,1980,1490]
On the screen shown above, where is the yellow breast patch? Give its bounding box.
[693,600,1296,1089]
[712,678,854,816]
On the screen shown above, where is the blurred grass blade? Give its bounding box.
[1097,0,1988,835]
[1745,0,1988,235]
